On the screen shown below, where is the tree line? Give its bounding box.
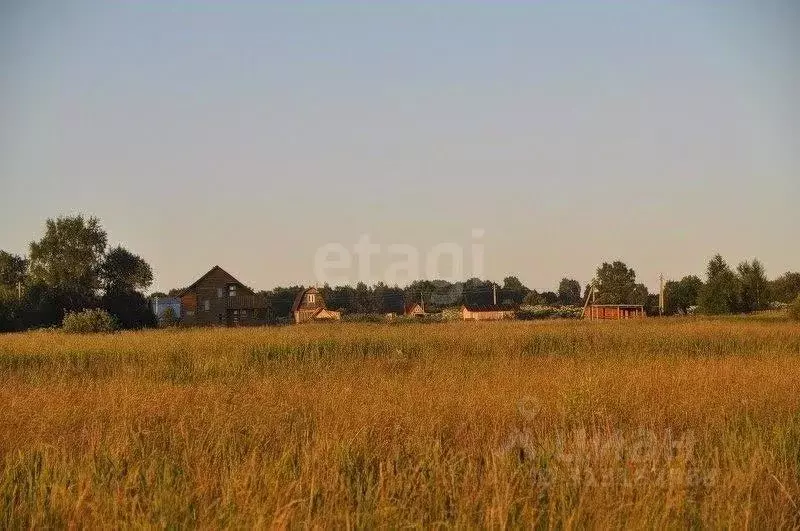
[2,215,800,331]
[0,216,155,331]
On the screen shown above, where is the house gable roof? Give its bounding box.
[291,287,321,312]
[177,265,245,297]
[404,302,424,314]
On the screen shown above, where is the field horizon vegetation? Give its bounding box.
[2,315,800,527]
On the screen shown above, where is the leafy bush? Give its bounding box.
[62,308,117,333]
[789,295,800,321]
[440,307,462,321]
[160,306,178,327]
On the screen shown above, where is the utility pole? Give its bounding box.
[659,274,664,316]
[420,291,424,313]
[493,284,497,305]
[17,280,22,301]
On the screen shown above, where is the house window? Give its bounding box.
[228,284,237,297]
[307,293,315,304]
[241,310,247,319]
[217,288,224,298]
[204,300,210,311]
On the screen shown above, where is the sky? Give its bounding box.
[1,1,798,294]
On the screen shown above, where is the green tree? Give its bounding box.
[736,259,768,312]
[28,215,107,310]
[0,251,27,288]
[631,283,649,306]
[101,246,153,293]
[523,290,542,305]
[99,246,156,329]
[0,251,27,330]
[353,282,371,313]
[502,276,529,305]
[664,275,703,315]
[539,291,559,305]
[460,278,495,307]
[698,255,740,314]
[769,272,800,304]
[261,286,304,318]
[789,295,800,321]
[595,261,637,304]
[557,278,581,306]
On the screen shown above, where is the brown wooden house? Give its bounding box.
[292,287,341,324]
[583,304,645,320]
[178,266,270,326]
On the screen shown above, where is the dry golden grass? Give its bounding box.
[1,317,800,528]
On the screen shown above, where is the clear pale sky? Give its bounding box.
[1,1,798,293]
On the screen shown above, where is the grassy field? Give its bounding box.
[1,317,800,528]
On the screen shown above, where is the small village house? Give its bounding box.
[460,304,515,321]
[404,302,425,317]
[292,287,341,324]
[178,266,270,326]
[583,304,645,320]
[581,282,647,320]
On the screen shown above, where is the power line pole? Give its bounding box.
[493,284,497,305]
[659,274,664,316]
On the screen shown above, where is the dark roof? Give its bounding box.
[462,304,514,312]
[291,287,319,312]
[177,265,242,297]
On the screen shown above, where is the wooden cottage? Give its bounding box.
[178,266,270,326]
[583,304,645,320]
[404,302,425,317]
[460,304,515,321]
[292,287,341,324]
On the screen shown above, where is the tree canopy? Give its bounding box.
[664,275,703,315]
[769,272,800,304]
[28,215,107,307]
[558,278,582,306]
[0,251,27,288]
[102,246,154,293]
[698,255,740,314]
[595,261,637,304]
[737,259,768,312]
